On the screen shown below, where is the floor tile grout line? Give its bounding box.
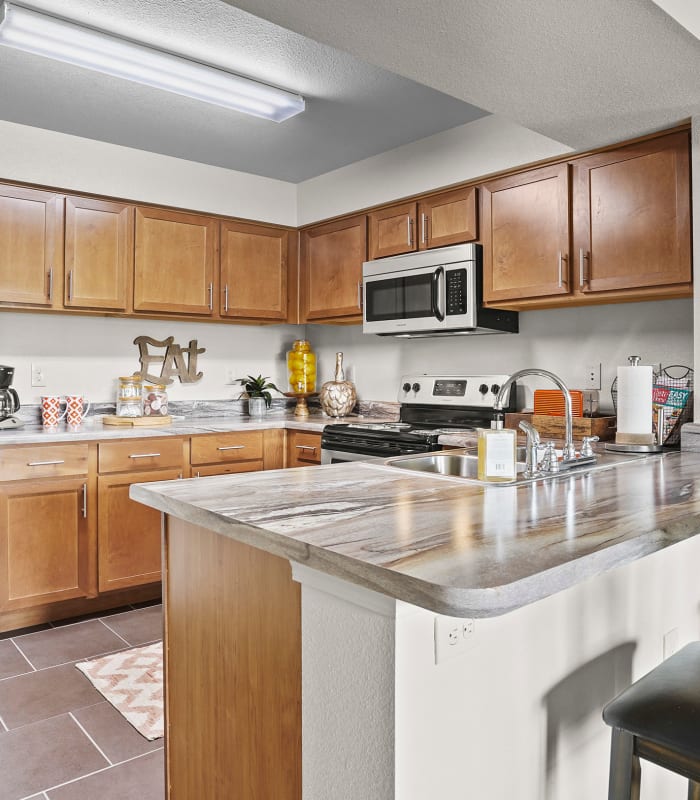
[29,747,162,796]
[69,711,114,767]
[0,644,138,681]
[98,618,134,646]
[9,637,38,671]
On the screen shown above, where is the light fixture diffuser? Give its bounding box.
[0,2,305,122]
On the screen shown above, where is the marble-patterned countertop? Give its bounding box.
[130,447,699,618]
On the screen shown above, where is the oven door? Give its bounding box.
[321,448,378,465]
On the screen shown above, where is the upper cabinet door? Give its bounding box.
[65,197,133,312]
[220,221,287,320]
[418,187,478,250]
[134,207,218,316]
[368,202,418,259]
[481,164,570,304]
[301,215,367,322]
[0,185,64,308]
[573,131,691,295]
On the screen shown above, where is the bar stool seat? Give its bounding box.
[602,641,700,799]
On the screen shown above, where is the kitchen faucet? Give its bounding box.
[493,369,597,473]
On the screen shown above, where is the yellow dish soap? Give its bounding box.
[477,420,517,482]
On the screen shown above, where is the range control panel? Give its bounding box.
[398,374,513,407]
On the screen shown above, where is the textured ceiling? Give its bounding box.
[0,0,487,182]
[225,0,700,150]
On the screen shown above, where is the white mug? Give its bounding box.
[65,395,90,427]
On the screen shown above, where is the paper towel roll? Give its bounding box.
[616,363,653,443]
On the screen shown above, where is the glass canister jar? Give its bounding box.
[142,383,168,416]
[117,376,143,417]
[286,339,316,394]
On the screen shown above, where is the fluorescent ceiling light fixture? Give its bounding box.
[0,2,305,122]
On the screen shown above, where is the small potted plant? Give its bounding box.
[237,374,280,417]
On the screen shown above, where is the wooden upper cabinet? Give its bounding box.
[65,196,133,311]
[0,185,64,308]
[572,131,691,296]
[134,207,218,316]
[481,163,571,304]
[368,202,417,259]
[418,187,478,250]
[220,221,287,320]
[301,215,367,321]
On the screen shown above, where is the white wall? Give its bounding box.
[296,115,573,225]
[309,299,693,413]
[2,312,300,405]
[0,120,297,226]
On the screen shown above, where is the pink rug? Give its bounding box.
[76,641,164,740]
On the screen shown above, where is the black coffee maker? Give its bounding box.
[0,365,22,428]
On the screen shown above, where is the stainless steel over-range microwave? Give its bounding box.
[362,243,518,337]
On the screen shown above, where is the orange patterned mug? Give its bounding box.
[65,395,90,427]
[41,395,66,427]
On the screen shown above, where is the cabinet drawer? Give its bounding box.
[287,432,322,467]
[99,438,184,474]
[190,431,264,466]
[193,461,264,477]
[0,444,89,481]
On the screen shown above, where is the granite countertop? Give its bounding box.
[130,447,700,618]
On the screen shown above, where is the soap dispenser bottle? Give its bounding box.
[477,415,517,482]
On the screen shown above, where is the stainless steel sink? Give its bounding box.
[386,447,650,485]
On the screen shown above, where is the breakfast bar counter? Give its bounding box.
[131,450,700,800]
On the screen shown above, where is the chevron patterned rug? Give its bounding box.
[76,641,164,740]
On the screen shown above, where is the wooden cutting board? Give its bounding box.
[505,412,617,441]
[102,415,172,427]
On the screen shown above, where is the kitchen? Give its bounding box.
[0,0,699,799]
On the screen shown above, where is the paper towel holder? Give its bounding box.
[606,355,663,454]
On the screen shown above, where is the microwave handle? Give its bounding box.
[431,266,445,322]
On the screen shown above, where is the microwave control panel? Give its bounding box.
[446,268,467,315]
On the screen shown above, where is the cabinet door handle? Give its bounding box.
[224,284,229,313]
[81,483,87,518]
[27,459,65,466]
[295,445,317,452]
[421,213,428,245]
[217,445,245,451]
[128,452,161,459]
[557,252,568,288]
[47,267,53,301]
[579,248,590,288]
[208,282,214,311]
[357,281,363,310]
[407,217,413,247]
[67,270,74,301]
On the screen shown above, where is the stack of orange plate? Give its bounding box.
[533,389,584,417]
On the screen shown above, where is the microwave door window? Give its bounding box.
[365,275,433,322]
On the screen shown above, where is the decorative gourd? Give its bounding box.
[319,352,357,417]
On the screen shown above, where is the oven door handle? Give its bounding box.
[431,266,445,322]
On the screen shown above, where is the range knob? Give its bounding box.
[411,382,421,393]
[402,382,411,393]
[491,383,500,395]
[478,383,489,395]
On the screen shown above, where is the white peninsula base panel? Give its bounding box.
[293,534,700,800]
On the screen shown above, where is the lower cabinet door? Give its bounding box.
[0,478,94,612]
[97,468,181,592]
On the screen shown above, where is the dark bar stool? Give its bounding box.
[602,642,700,799]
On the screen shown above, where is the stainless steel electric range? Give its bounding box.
[320,374,516,464]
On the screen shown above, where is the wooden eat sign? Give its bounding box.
[134,336,205,385]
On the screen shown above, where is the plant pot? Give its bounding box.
[248,397,267,417]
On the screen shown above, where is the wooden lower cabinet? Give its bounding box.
[97,468,181,592]
[0,477,95,612]
[164,517,301,800]
[287,431,322,467]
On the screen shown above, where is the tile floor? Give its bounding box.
[0,602,165,800]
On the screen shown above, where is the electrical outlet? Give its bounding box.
[434,615,476,664]
[585,363,601,390]
[225,368,238,385]
[31,363,46,387]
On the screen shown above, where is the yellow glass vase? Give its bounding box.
[287,339,316,393]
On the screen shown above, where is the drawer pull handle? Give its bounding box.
[217,445,245,451]
[27,459,65,466]
[128,453,161,459]
[296,445,317,452]
[82,483,87,518]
